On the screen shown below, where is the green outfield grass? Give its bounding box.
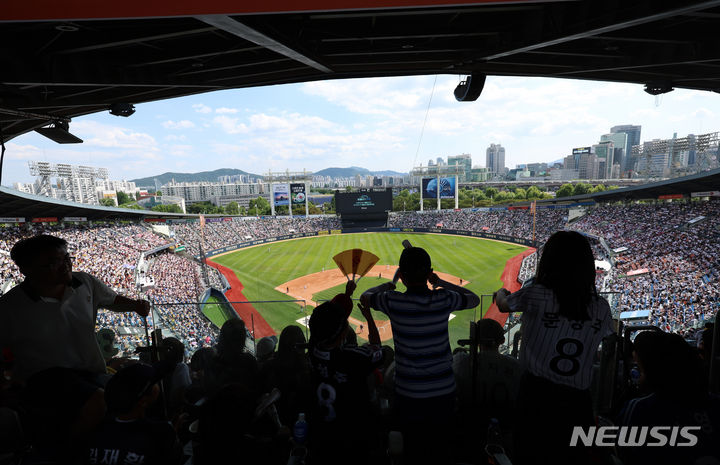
[201,295,232,328]
[212,232,525,349]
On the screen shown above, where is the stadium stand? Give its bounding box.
[170,217,341,256]
[1,198,719,464]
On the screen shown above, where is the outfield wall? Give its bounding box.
[198,227,537,259]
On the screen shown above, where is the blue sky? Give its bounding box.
[4,75,719,185]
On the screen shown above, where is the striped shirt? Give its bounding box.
[507,284,614,390]
[371,288,467,398]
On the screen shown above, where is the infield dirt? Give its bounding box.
[276,265,467,341]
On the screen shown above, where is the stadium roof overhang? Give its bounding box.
[545,167,720,203]
[0,186,189,221]
[2,0,720,141]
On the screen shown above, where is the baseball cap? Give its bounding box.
[399,247,431,274]
[104,361,174,413]
[309,300,351,345]
[476,318,505,346]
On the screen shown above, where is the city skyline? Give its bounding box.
[3,75,719,186]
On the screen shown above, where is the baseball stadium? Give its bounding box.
[1,2,720,465]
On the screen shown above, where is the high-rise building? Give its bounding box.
[578,153,599,179]
[592,141,615,179]
[486,144,506,177]
[600,133,627,177]
[610,125,641,171]
[447,153,472,181]
[687,134,697,166]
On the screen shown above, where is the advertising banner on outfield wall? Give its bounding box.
[422,177,456,199]
[0,217,25,223]
[273,184,290,206]
[62,217,87,222]
[290,183,306,204]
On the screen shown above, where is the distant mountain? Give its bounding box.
[314,166,407,178]
[371,170,407,176]
[131,168,262,188]
[133,166,407,188]
[314,166,371,178]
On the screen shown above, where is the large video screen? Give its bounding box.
[422,177,456,199]
[335,190,392,214]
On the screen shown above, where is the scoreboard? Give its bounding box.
[335,189,392,215]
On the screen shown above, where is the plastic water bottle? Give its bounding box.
[293,413,308,446]
[487,418,502,447]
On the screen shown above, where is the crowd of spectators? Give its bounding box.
[1,223,167,297]
[570,200,720,334]
[198,264,227,291]
[170,216,341,256]
[388,209,567,243]
[518,252,537,284]
[144,252,218,351]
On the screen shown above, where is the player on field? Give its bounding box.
[494,230,615,465]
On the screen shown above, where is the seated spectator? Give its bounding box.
[308,281,384,465]
[206,319,259,395]
[96,328,120,374]
[256,336,278,367]
[88,362,182,465]
[617,331,720,465]
[260,326,312,427]
[159,337,192,418]
[185,347,216,404]
[454,318,523,427]
[192,383,283,465]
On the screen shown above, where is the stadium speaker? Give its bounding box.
[34,120,83,144]
[109,103,136,117]
[644,81,674,96]
[454,73,487,102]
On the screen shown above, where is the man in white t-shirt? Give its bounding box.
[0,235,150,456]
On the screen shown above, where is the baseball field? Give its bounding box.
[210,232,526,349]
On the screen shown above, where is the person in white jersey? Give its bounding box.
[494,230,615,465]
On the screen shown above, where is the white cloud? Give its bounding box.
[215,107,239,114]
[73,121,159,151]
[4,143,42,160]
[192,104,212,114]
[162,120,195,130]
[692,108,714,119]
[213,115,249,134]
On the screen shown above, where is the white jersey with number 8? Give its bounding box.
[507,283,614,390]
